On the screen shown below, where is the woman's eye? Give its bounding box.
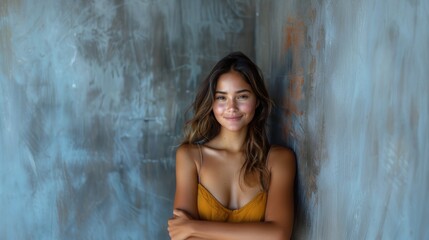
[237,95,249,100]
[216,96,226,100]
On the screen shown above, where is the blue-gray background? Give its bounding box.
[0,0,427,239]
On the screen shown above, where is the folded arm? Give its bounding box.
[168,145,296,240]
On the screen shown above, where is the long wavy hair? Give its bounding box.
[182,52,273,190]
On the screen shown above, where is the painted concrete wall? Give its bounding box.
[1,0,428,239]
[0,0,256,239]
[256,0,429,239]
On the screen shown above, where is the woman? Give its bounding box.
[168,52,296,239]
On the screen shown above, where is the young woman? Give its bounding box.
[168,52,296,240]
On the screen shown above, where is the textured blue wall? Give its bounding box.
[0,0,256,239]
[1,0,428,239]
[257,0,429,239]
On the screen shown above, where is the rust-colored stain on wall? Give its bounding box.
[283,17,305,136]
[281,16,322,205]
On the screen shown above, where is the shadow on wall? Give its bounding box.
[267,17,317,239]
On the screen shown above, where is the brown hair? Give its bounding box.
[182,52,272,190]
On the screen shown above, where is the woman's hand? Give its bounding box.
[168,209,195,240]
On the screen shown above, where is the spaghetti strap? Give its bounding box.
[266,146,273,166]
[197,144,203,183]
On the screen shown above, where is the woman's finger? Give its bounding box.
[173,209,183,216]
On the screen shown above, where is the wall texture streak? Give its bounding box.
[256,0,429,239]
[1,0,428,239]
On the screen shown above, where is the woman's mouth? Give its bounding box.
[224,116,242,121]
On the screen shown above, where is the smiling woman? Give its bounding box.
[212,71,258,133]
[167,52,296,240]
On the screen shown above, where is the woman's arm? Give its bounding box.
[168,144,201,239]
[172,144,200,220]
[168,146,296,240]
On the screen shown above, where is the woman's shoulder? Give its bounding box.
[177,143,199,152]
[267,145,296,170]
[269,145,295,158]
[176,143,201,165]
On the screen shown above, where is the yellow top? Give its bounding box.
[197,183,267,222]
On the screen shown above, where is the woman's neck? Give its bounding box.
[211,127,248,152]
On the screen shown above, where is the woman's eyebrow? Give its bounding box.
[215,89,251,94]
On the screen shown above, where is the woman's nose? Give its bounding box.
[227,99,238,110]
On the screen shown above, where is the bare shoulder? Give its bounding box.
[174,144,201,218]
[176,143,200,167]
[267,145,296,175]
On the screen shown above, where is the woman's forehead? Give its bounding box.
[216,71,252,92]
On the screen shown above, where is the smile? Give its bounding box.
[224,116,243,121]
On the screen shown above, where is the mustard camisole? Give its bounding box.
[196,145,267,222]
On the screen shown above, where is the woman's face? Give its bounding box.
[212,71,258,133]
